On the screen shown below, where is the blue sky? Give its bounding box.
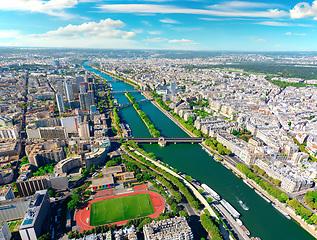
[0,0,317,51]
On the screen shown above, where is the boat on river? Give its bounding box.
[220,199,240,218]
[241,225,250,235]
[243,179,254,189]
[271,203,291,220]
[232,171,241,178]
[202,146,214,157]
[201,184,221,200]
[236,219,251,235]
[255,190,271,203]
[239,200,249,210]
[236,218,243,226]
[223,164,230,170]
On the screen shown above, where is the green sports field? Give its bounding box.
[90,193,154,226]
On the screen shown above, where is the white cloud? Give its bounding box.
[199,17,227,21]
[98,4,288,18]
[3,19,138,48]
[0,0,79,18]
[141,20,152,26]
[255,38,266,42]
[0,30,20,39]
[285,32,306,36]
[148,31,161,34]
[33,18,136,39]
[290,1,317,20]
[256,21,290,26]
[144,37,167,42]
[143,37,197,45]
[209,1,281,10]
[256,21,313,27]
[168,39,197,44]
[159,18,179,24]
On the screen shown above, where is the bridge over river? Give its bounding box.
[111,90,141,94]
[110,137,206,146]
[118,98,153,109]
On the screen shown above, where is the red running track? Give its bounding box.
[94,189,114,198]
[133,184,147,191]
[75,190,165,231]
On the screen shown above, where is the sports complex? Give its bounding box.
[75,184,165,231]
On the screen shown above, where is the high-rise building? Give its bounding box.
[56,94,65,113]
[78,122,90,138]
[64,81,73,103]
[0,187,15,201]
[61,116,80,133]
[79,93,90,111]
[170,82,176,94]
[28,146,65,167]
[53,60,60,68]
[38,127,67,140]
[76,76,85,85]
[0,221,11,240]
[19,190,50,240]
[57,80,63,94]
[79,82,88,94]
[71,83,79,99]
[16,177,48,197]
[87,90,95,106]
[0,126,19,139]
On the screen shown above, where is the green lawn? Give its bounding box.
[90,193,154,226]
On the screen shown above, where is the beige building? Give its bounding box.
[0,221,11,240]
[78,122,90,138]
[27,144,65,167]
[0,126,19,139]
[0,187,15,201]
[143,216,194,240]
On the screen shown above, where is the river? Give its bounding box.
[84,62,315,240]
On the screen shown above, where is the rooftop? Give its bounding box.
[102,165,122,175]
[92,173,114,187]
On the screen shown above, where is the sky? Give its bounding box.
[1,0,317,51]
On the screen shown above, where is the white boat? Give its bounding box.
[239,200,249,211]
[243,179,254,189]
[202,147,213,157]
[201,184,221,201]
[236,218,243,226]
[255,190,271,203]
[223,164,230,170]
[220,199,240,218]
[271,203,291,220]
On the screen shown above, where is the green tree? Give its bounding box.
[278,193,289,203]
[179,210,189,219]
[198,189,204,194]
[106,160,117,167]
[38,233,51,240]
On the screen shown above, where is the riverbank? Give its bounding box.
[84,62,316,240]
[90,65,137,87]
[125,93,160,138]
[149,94,317,239]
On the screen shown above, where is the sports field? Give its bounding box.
[90,193,154,226]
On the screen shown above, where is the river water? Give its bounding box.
[84,62,314,240]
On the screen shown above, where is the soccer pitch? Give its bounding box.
[90,193,155,226]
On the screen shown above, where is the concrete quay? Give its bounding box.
[148,98,317,240]
[125,147,252,240]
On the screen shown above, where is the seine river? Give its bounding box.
[84,62,315,240]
